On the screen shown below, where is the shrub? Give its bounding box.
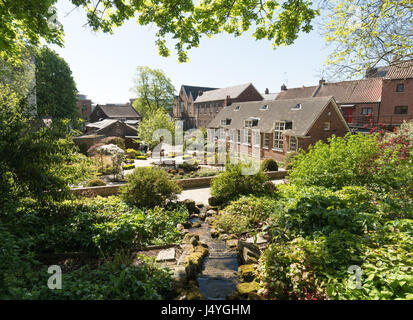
[122,164,135,170]
[210,164,269,205]
[261,158,278,172]
[136,155,147,160]
[284,151,299,169]
[103,137,125,150]
[288,133,381,190]
[224,195,281,226]
[86,179,106,187]
[120,167,182,208]
[213,212,250,235]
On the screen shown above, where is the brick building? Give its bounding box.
[173,85,218,129]
[89,104,142,124]
[77,94,93,121]
[208,96,349,161]
[194,83,263,128]
[379,60,413,126]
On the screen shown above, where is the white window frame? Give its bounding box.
[263,133,270,149]
[253,129,260,147]
[323,122,330,131]
[243,128,251,145]
[288,136,298,152]
[273,121,285,151]
[229,129,234,142]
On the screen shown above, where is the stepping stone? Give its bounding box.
[246,235,268,245]
[156,248,176,262]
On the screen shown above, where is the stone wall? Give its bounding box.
[71,171,288,198]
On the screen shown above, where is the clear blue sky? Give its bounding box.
[50,0,332,104]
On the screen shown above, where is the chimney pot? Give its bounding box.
[319,79,326,86]
[265,88,269,94]
[281,84,287,91]
[198,91,203,96]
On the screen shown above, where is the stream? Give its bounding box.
[189,216,239,300]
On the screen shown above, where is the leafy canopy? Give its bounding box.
[35,46,79,120]
[324,0,413,77]
[131,66,175,119]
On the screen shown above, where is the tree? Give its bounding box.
[35,46,79,120]
[131,66,175,119]
[323,0,413,78]
[0,0,63,65]
[137,109,175,150]
[0,84,91,205]
[1,1,318,64]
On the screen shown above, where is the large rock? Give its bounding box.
[206,209,217,217]
[195,202,204,209]
[182,199,199,214]
[208,196,220,207]
[246,235,268,246]
[236,282,260,295]
[183,233,199,243]
[205,216,216,224]
[156,248,176,262]
[192,221,202,228]
[226,239,238,248]
[238,264,256,282]
[238,241,261,264]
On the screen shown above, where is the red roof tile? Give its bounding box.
[385,60,413,79]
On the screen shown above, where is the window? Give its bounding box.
[82,104,87,112]
[263,133,270,148]
[394,106,408,114]
[273,121,285,150]
[396,84,404,92]
[219,129,226,140]
[229,130,234,142]
[221,118,232,125]
[253,130,260,146]
[261,104,268,110]
[292,103,302,110]
[234,106,240,111]
[245,118,259,127]
[289,136,298,152]
[362,108,373,115]
[323,122,331,131]
[244,129,251,145]
[237,130,241,143]
[180,102,185,112]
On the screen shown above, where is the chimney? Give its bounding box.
[265,88,269,94]
[281,84,287,91]
[198,91,203,96]
[224,95,231,107]
[319,79,326,86]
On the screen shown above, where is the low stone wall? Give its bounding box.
[72,170,288,198]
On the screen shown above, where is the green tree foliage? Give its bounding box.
[323,0,413,77]
[131,66,175,119]
[137,109,176,150]
[0,0,63,65]
[210,163,269,204]
[0,84,90,205]
[121,167,182,208]
[35,46,79,119]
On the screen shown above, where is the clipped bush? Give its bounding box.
[213,212,250,235]
[136,155,147,160]
[261,158,278,172]
[210,163,268,205]
[122,164,135,170]
[86,179,106,187]
[121,167,182,208]
[284,151,298,168]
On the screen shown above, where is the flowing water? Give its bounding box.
[189,216,239,300]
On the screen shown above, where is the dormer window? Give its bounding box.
[234,106,241,111]
[244,118,258,127]
[292,103,302,110]
[221,118,232,125]
[261,104,268,110]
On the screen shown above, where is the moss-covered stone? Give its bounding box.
[238,264,256,282]
[236,282,261,295]
[183,232,200,243]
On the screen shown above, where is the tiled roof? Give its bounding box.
[195,83,258,103]
[275,86,318,100]
[182,85,218,101]
[262,92,279,100]
[385,60,413,79]
[86,119,118,129]
[276,78,382,103]
[315,78,382,103]
[99,105,141,118]
[208,96,345,136]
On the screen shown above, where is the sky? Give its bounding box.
[50,1,333,105]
